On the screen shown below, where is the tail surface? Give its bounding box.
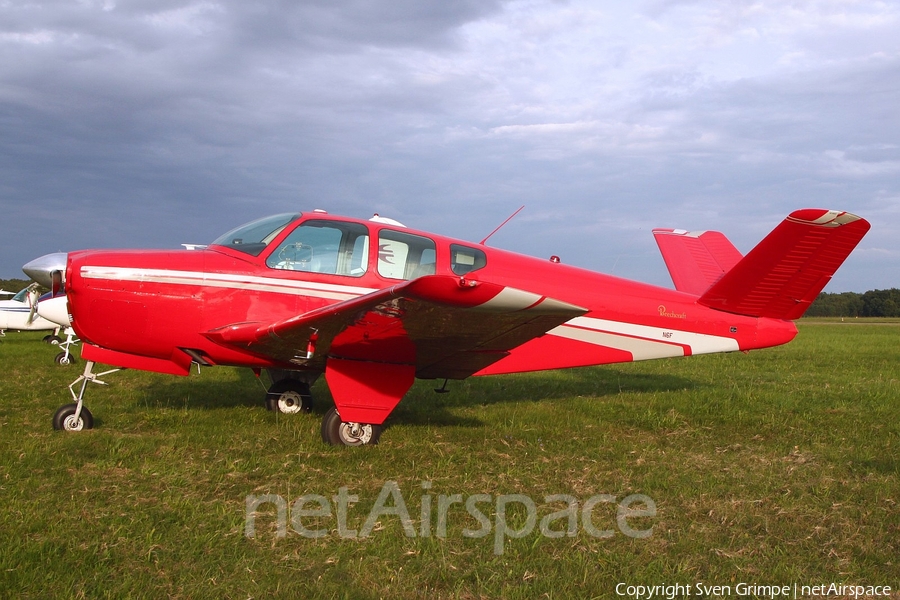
[655,209,870,320]
[652,229,743,295]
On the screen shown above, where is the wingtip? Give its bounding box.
[652,228,688,236]
[786,209,869,229]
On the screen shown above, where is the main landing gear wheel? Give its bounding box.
[55,351,76,366]
[266,380,313,414]
[43,334,62,345]
[320,407,381,446]
[52,403,94,431]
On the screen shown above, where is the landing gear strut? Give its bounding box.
[54,360,121,432]
[53,328,79,366]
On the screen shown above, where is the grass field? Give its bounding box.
[1,321,898,599]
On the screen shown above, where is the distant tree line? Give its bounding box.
[0,278,32,294]
[805,289,900,317]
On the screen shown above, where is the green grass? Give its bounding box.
[1,322,899,599]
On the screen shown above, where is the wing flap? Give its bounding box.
[204,275,587,379]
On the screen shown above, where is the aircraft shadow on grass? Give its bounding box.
[129,366,697,431]
[392,368,697,428]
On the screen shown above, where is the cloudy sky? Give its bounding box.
[2,0,898,291]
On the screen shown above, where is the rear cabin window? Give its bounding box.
[450,244,487,275]
[266,220,369,277]
[377,230,436,280]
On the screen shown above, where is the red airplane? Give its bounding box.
[23,208,869,445]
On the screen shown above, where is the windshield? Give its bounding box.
[11,288,29,303]
[211,213,301,256]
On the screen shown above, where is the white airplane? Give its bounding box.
[0,284,80,364]
[0,285,60,338]
[33,290,80,365]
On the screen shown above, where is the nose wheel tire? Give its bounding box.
[266,380,313,414]
[55,351,76,366]
[52,403,94,431]
[321,407,381,446]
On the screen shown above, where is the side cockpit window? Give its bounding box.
[378,230,436,280]
[266,220,369,277]
[450,244,487,276]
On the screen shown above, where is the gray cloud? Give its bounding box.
[2,0,897,292]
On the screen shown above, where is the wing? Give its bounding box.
[203,275,587,379]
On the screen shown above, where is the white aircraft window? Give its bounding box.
[211,213,301,257]
[450,244,487,276]
[378,230,436,280]
[266,220,369,277]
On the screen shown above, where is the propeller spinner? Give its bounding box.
[22,252,68,292]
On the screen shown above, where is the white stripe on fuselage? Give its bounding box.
[80,266,378,302]
[549,316,739,361]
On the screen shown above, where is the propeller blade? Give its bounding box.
[25,283,40,325]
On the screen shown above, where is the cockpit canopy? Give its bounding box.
[210,212,487,280]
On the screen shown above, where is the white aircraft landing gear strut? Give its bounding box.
[54,327,80,366]
[53,360,122,431]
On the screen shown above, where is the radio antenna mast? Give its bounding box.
[480,205,525,246]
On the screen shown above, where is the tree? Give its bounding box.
[807,289,900,317]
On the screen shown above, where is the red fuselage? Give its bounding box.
[64,211,797,378]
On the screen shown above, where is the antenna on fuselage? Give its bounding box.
[480,205,525,246]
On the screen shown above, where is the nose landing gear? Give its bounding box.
[53,360,121,432]
[53,328,80,366]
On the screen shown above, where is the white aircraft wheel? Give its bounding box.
[266,380,312,414]
[54,351,76,366]
[52,404,94,431]
[43,335,62,345]
[320,407,381,446]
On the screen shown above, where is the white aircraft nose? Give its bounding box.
[37,294,71,327]
[22,253,68,288]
